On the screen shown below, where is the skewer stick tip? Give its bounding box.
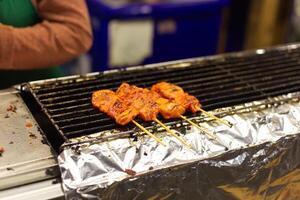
[198,107,232,128]
[154,118,192,149]
[132,120,167,147]
[180,115,216,140]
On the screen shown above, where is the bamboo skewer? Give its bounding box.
[198,107,232,128]
[132,120,167,146]
[179,115,216,140]
[179,115,230,148]
[154,118,192,149]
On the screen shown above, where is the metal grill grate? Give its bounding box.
[23,44,300,149]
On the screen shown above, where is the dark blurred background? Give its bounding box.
[65,0,298,74]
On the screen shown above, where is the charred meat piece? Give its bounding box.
[117,83,148,110]
[155,97,185,119]
[138,90,160,121]
[91,82,199,125]
[117,83,158,121]
[151,82,201,113]
[114,105,139,125]
[174,93,201,113]
[92,89,138,125]
[116,83,141,100]
[117,83,185,120]
[152,81,184,99]
[92,90,118,113]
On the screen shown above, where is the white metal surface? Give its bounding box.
[0,89,57,190]
[0,179,64,200]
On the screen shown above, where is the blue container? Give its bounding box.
[87,0,230,71]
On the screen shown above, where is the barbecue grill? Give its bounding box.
[1,43,300,199]
[21,43,300,151]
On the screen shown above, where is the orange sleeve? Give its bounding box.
[0,0,93,69]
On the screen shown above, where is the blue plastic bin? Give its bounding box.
[87,0,230,71]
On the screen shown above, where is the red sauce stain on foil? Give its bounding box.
[25,121,33,128]
[0,147,4,155]
[124,169,136,176]
[6,104,17,113]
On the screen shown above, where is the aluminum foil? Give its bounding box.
[58,92,300,200]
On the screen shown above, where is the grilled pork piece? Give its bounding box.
[151,82,201,113]
[117,83,159,121]
[138,91,160,121]
[92,82,190,125]
[155,97,185,119]
[152,81,184,99]
[92,89,138,125]
[91,90,117,113]
[114,105,139,125]
[117,83,185,120]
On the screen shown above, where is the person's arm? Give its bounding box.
[0,0,93,69]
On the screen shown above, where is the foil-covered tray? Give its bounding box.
[58,92,300,199]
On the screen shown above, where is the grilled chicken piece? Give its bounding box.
[139,90,185,120]
[117,83,147,110]
[151,82,201,113]
[139,91,160,121]
[114,105,139,125]
[155,97,185,119]
[92,82,195,125]
[117,83,185,120]
[117,83,141,101]
[152,82,184,99]
[116,83,158,121]
[174,93,201,113]
[92,90,118,113]
[92,89,138,125]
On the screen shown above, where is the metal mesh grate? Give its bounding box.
[25,45,300,144]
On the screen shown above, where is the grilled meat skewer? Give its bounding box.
[117,83,185,120]
[93,83,191,147]
[152,82,201,113]
[92,89,166,145]
[152,82,232,127]
[92,90,139,125]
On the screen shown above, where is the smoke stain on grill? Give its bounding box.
[45,167,60,177]
[28,132,37,139]
[71,145,82,155]
[128,130,139,142]
[177,126,186,135]
[133,135,138,142]
[136,147,140,154]
[52,178,61,185]
[6,104,17,113]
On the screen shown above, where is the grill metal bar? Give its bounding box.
[34,64,218,96]
[38,69,230,101]
[38,56,300,106]
[25,44,300,146]
[43,68,300,113]
[35,50,300,99]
